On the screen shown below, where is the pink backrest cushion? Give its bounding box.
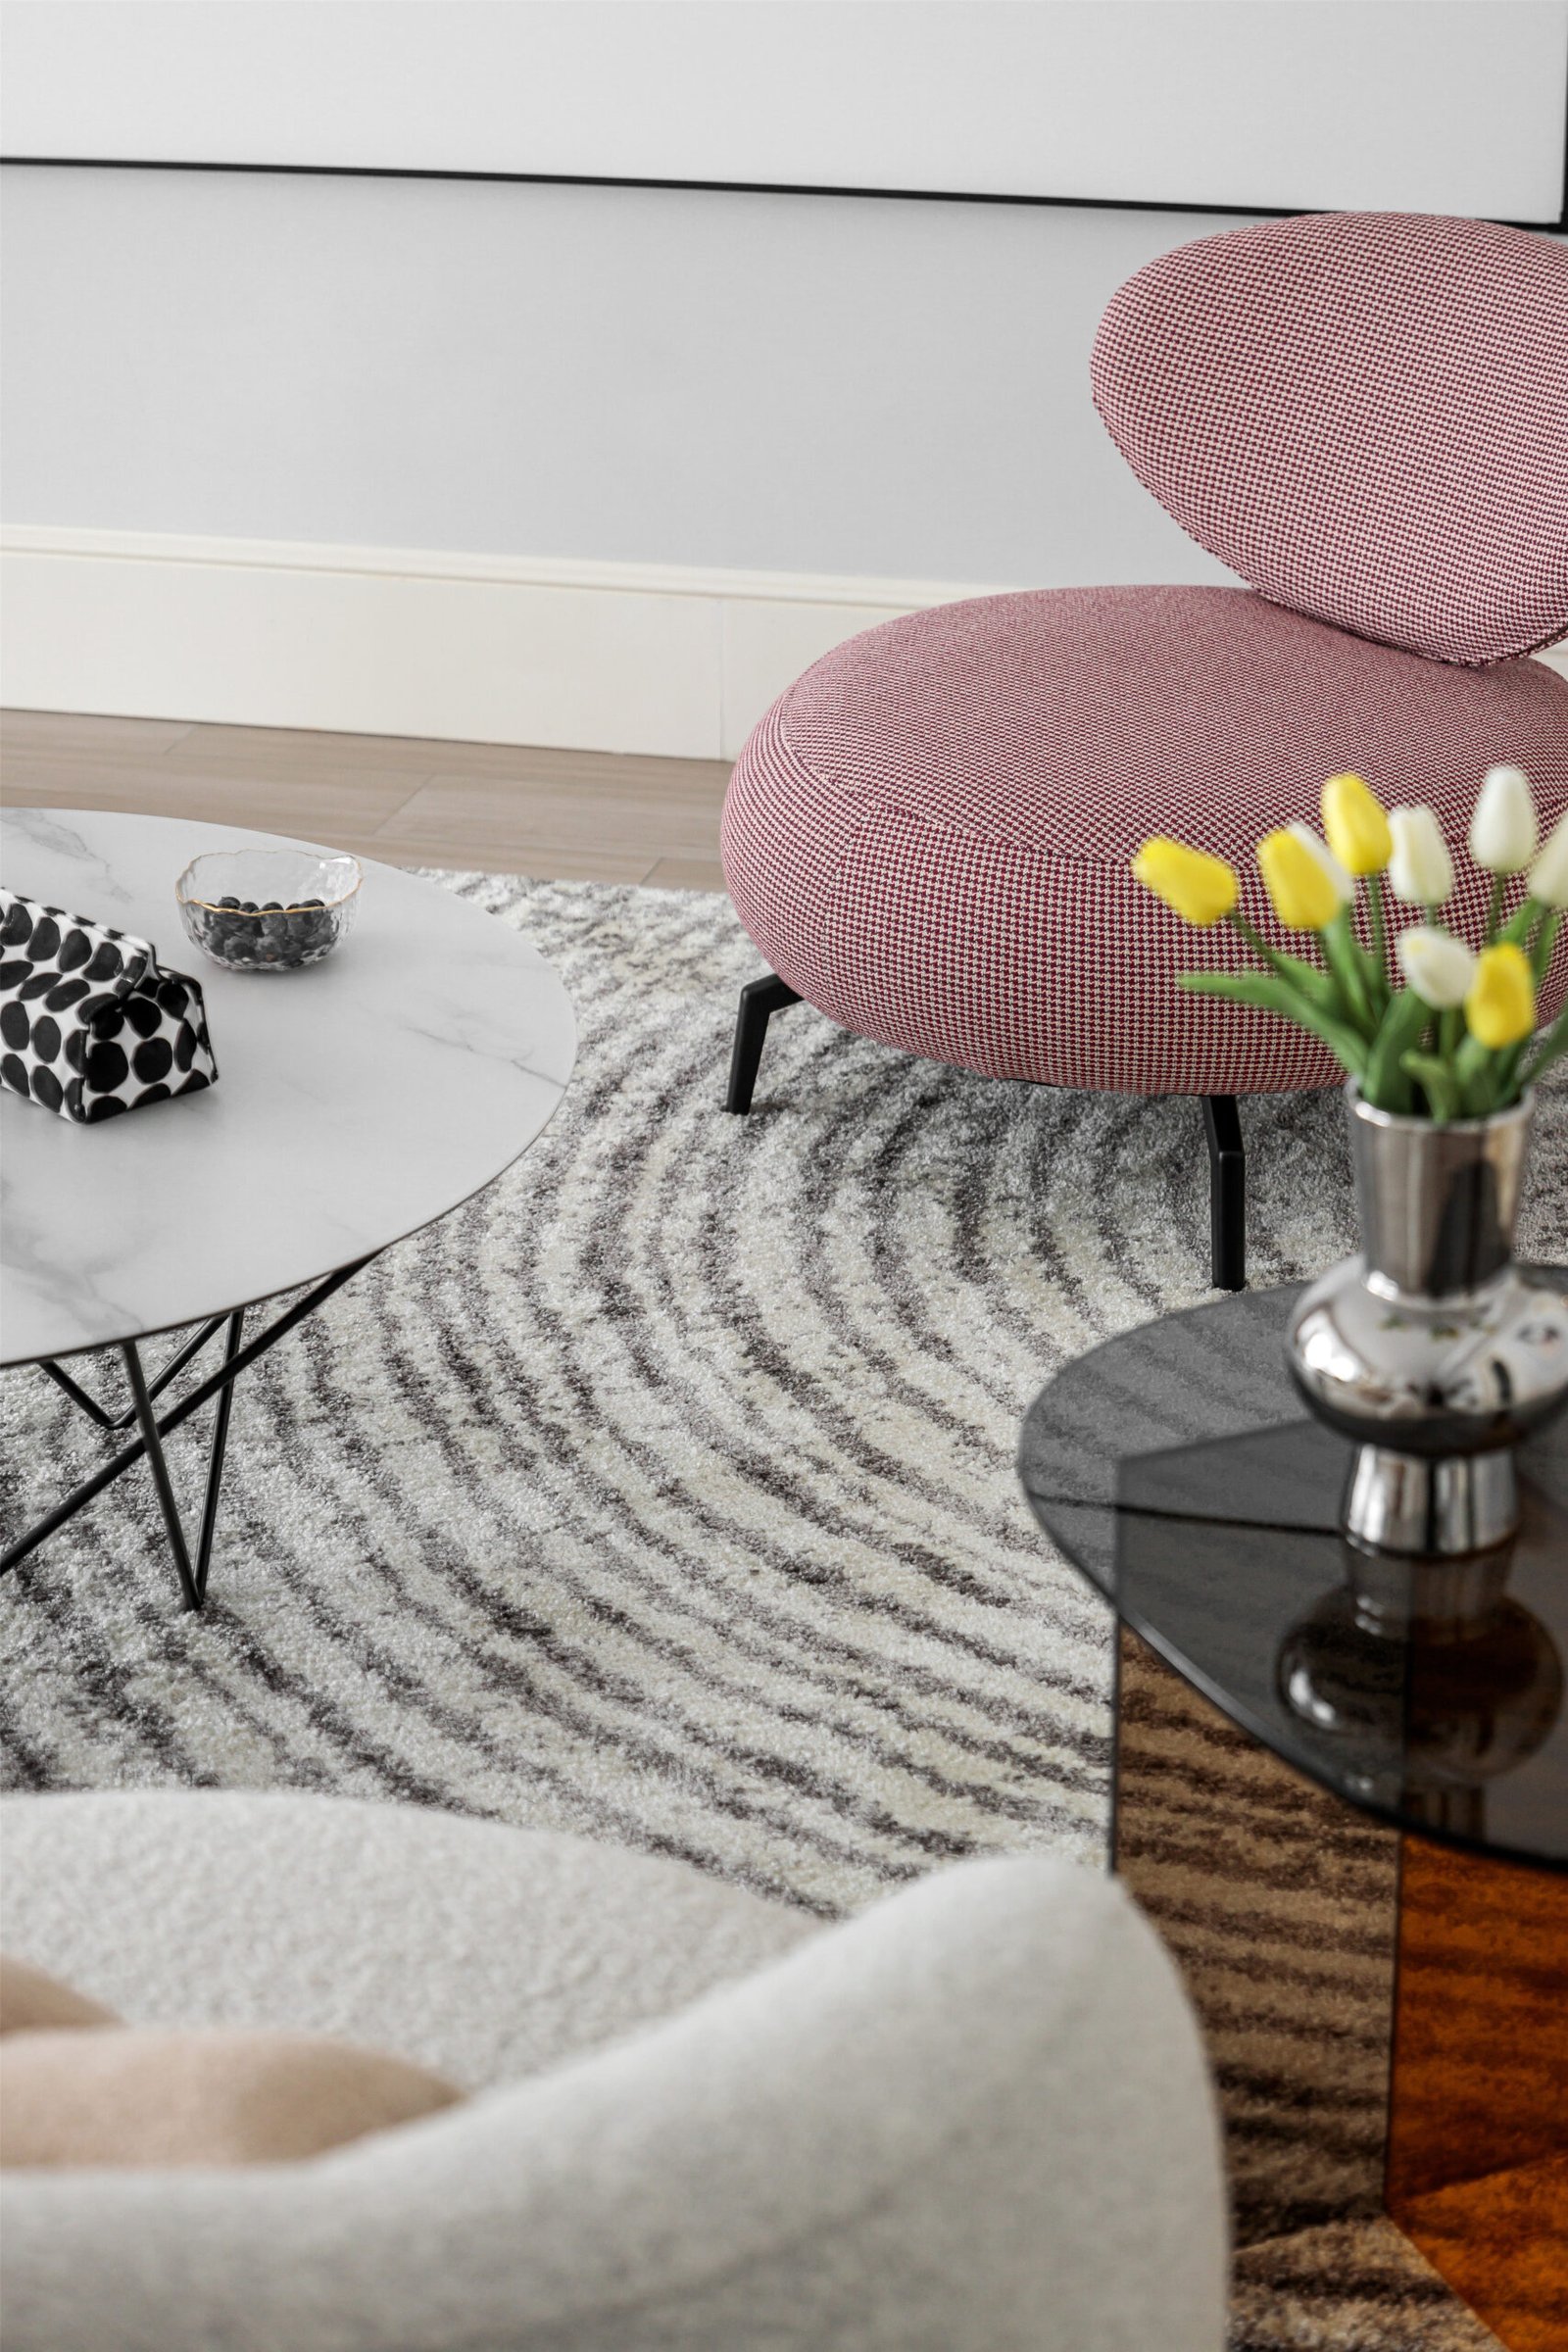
[1092,213,1568,667]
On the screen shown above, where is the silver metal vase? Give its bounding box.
[1287,1084,1568,1558]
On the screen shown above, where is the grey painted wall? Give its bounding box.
[0,165,1251,589]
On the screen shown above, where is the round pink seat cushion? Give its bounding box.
[720,586,1568,1100]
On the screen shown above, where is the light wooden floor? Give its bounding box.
[0,710,734,889]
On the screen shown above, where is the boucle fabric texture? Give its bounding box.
[721,588,1568,1095]
[4,876,1566,2349]
[0,1791,1228,2352]
[1092,214,1568,666]
[0,2023,461,2170]
[0,1792,815,2090]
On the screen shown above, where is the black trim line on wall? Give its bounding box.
[2,152,1565,234]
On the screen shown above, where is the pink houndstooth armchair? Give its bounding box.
[718,213,1568,1289]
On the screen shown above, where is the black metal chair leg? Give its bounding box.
[1202,1095,1247,1293]
[725,973,802,1113]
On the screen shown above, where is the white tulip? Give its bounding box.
[1468,765,1538,875]
[1286,822,1354,907]
[1528,810,1568,909]
[1387,806,1453,907]
[1396,925,1477,1009]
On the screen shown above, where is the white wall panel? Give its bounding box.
[0,167,1250,587]
[4,1,1565,220]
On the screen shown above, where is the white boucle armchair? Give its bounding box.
[0,1790,1226,2351]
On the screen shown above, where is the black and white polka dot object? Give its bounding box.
[0,888,219,1125]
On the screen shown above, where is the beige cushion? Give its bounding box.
[0,2028,462,2170]
[0,1957,119,2034]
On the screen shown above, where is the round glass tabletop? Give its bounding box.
[1019,1281,1568,1871]
[1,809,576,1365]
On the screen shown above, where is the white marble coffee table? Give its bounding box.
[1,808,575,1608]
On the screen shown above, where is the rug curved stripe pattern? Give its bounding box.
[3,874,1563,2352]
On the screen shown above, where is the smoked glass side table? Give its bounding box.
[1020,1282,1567,2352]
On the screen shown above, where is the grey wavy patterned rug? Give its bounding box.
[4,872,1563,2352]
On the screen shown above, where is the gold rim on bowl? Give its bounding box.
[175,857,363,918]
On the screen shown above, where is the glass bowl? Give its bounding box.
[175,850,362,973]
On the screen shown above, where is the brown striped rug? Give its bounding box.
[4,872,1563,2350]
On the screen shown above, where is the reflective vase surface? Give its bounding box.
[1287,1085,1568,1558]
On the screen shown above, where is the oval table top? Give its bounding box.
[1,808,576,1366]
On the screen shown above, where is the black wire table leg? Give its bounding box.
[121,1342,203,1612]
[194,1309,245,1605]
[3,1255,371,1606]
[41,1315,228,1432]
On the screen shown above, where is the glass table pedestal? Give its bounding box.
[1021,1283,1567,2352]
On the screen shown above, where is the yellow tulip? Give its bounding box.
[1257,828,1342,932]
[1321,772,1393,876]
[1131,837,1238,928]
[1464,943,1536,1051]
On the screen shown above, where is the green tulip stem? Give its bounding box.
[1224,911,1342,1013]
[1177,971,1369,1079]
[1400,1050,1460,1122]
[1229,911,1286,968]
[1485,874,1506,945]
[1362,987,1433,1113]
[1322,910,1375,1037]
[1366,871,1388,982]
[1499,895,1544,950]
[1453,1033,1503,1119]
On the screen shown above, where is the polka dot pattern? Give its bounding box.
[0,890,218,1124]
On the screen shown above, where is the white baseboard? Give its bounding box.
[0,526,998,761]
[11,528,1558,760]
